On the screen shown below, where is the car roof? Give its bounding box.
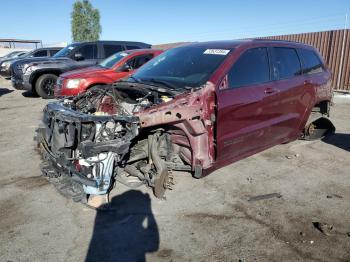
[71,40,151,46]
[180,39,313,49]
[35,47,62,51]
[123,48,163,54]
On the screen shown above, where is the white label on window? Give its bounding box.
[120,53,128,57]
[68,46,74,50]
[204,49,230,55]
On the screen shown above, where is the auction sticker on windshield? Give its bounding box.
[204,49,230,55]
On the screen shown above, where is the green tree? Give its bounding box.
[71,0,102,42]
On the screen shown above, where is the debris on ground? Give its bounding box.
[285,154,300,159]
[312,222,334,236]
[248,193,282,202]
[326,194,343,199]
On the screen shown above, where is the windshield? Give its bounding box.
[100,51,130,68]
[17,52,27,57]
[4,51,20,58]
[131,46,232,90]
[22,50,35,58]
[53,43,80,58]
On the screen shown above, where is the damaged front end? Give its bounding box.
[35,84,200,205]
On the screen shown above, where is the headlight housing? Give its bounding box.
[1,61,11,69]
[66,79,82,89]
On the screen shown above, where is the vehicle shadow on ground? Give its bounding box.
[85,190,159,262]
[322,133,350,152]
[0,88,14,97]
[21,90,39,98]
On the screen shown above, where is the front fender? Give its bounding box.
[136,82,216,170]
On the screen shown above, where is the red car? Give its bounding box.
[54,49,163,97]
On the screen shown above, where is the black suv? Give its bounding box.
[11,41,151,98]
[0,47,62,78]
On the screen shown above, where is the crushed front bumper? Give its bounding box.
[35,102,139,200]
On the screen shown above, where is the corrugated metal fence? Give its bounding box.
[260,29,350,91]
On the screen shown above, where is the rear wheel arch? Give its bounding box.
[312,100,331,116]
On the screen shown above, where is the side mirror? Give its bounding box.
[119,63,133,72]
[74,52,84,61]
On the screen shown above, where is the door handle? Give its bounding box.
[264,87,276,94]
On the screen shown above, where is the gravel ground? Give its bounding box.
[0,78,349,262]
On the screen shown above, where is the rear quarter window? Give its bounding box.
[228,47,270,88]
[299,48,324,74]
[271,47,301,80]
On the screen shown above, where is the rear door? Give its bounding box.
[268,46,305,140]
[216,47,280,161]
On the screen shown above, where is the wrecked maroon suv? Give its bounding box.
[36,40,335,206]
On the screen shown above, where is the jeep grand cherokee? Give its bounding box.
[35,40,335,207]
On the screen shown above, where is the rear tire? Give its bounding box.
[35,74,57,99]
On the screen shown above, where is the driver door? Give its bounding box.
[216,47,281,161]
[72,44,98,67]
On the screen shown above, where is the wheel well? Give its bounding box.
[86,83,107,90]
[30,70,61,91]
[312,100,330,116]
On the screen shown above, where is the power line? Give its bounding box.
[180,13,346,39]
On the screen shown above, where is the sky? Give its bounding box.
[1,0,349,46]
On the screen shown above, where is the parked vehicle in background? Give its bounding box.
[55,49,163,97]
[0,47,61,78]
[11,41,151,99]
[0,51,27,60]
[36,40,335,206]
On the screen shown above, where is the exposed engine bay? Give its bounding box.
[36,83,201,206]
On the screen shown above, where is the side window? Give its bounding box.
[126,54,154,69]
[133,54,154,69]
[33,50,48,57]
[299,49,324,74]
[271,47,301,79]
[103,44,123,57]
[228,47,270,88]
[49,49,60,56]
[77,44,97,59]
[126,45,141,50]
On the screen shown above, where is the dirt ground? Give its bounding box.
[0,77,349,262]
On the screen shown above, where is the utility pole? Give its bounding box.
[336,13,348,90]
